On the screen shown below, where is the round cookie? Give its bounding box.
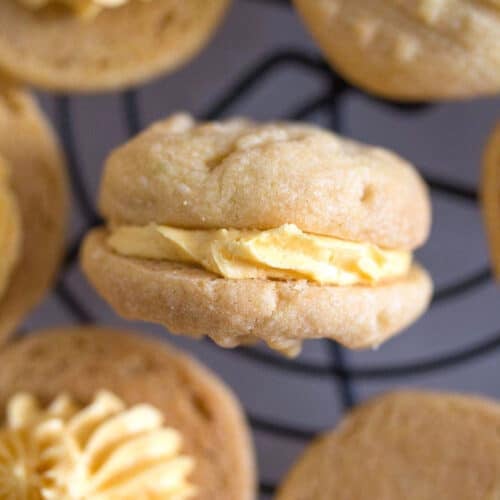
[277,391,500,500]
[0,0,230,92]
[0,86,68,344]
[0,326,256,500]
[293,0,500,101]
[481,121,500,279]
[82,114,432,356]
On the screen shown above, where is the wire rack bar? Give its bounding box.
[225,327,500,379]
[432,268,492,306]
[122,89,141,136]
[249,414,316,440]
[55,281,94,323]
[202,50,330,120]
[55,96,98,222]
[259,482,277,496]
[425,175,477,202]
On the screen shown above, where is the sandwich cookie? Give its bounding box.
[0,326,256,500]
[293,0,500,101]
[81,113,432,356]
[481,121,500,279]
[277,391,500,500]
[0,0,230,92]
[0,86,67,344]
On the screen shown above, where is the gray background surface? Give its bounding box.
[26,0,500,497]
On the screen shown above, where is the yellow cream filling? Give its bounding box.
[17,0,147,18]
[0,391,196,499]
[0,156,21,301]
[108,223,412,286]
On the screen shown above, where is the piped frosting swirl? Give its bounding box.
[0,391,196,499]
[17,0,147,18]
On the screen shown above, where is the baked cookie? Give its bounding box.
[277,391,500,500]
[0,326,256,500]
[0,0,230,92]
[81,113,432,356]
[293,0,500,101]
[0,86,67,344]
[481,121,500,279]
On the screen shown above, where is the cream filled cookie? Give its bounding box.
[0,0,230,92]
[293,0,500,101]
[81,113,432,356]
[277,391,500,500]
[0,326,256,500]
[0,86,68,344]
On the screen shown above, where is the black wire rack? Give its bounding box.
[23,0,500,497]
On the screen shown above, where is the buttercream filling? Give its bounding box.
[107,223,412,286]
[0,391,196,499]
[17,0,148,18]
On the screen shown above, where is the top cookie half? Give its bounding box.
[0,0,230,92]
[100,114,430,251]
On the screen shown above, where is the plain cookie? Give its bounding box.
[277,391,500,500]
[0,0,230,92]
[481,121,500,279]
[0,86,68,344]
[293,0,500,101]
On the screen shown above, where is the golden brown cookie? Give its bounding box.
[293,0,500,101]
[0,0,230,92]
[0,154,22,302]
[81,113,432,356]
[481,121,500,279]
[277,391,500,500]
[0,326,256,500]
[0,86,68,344]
